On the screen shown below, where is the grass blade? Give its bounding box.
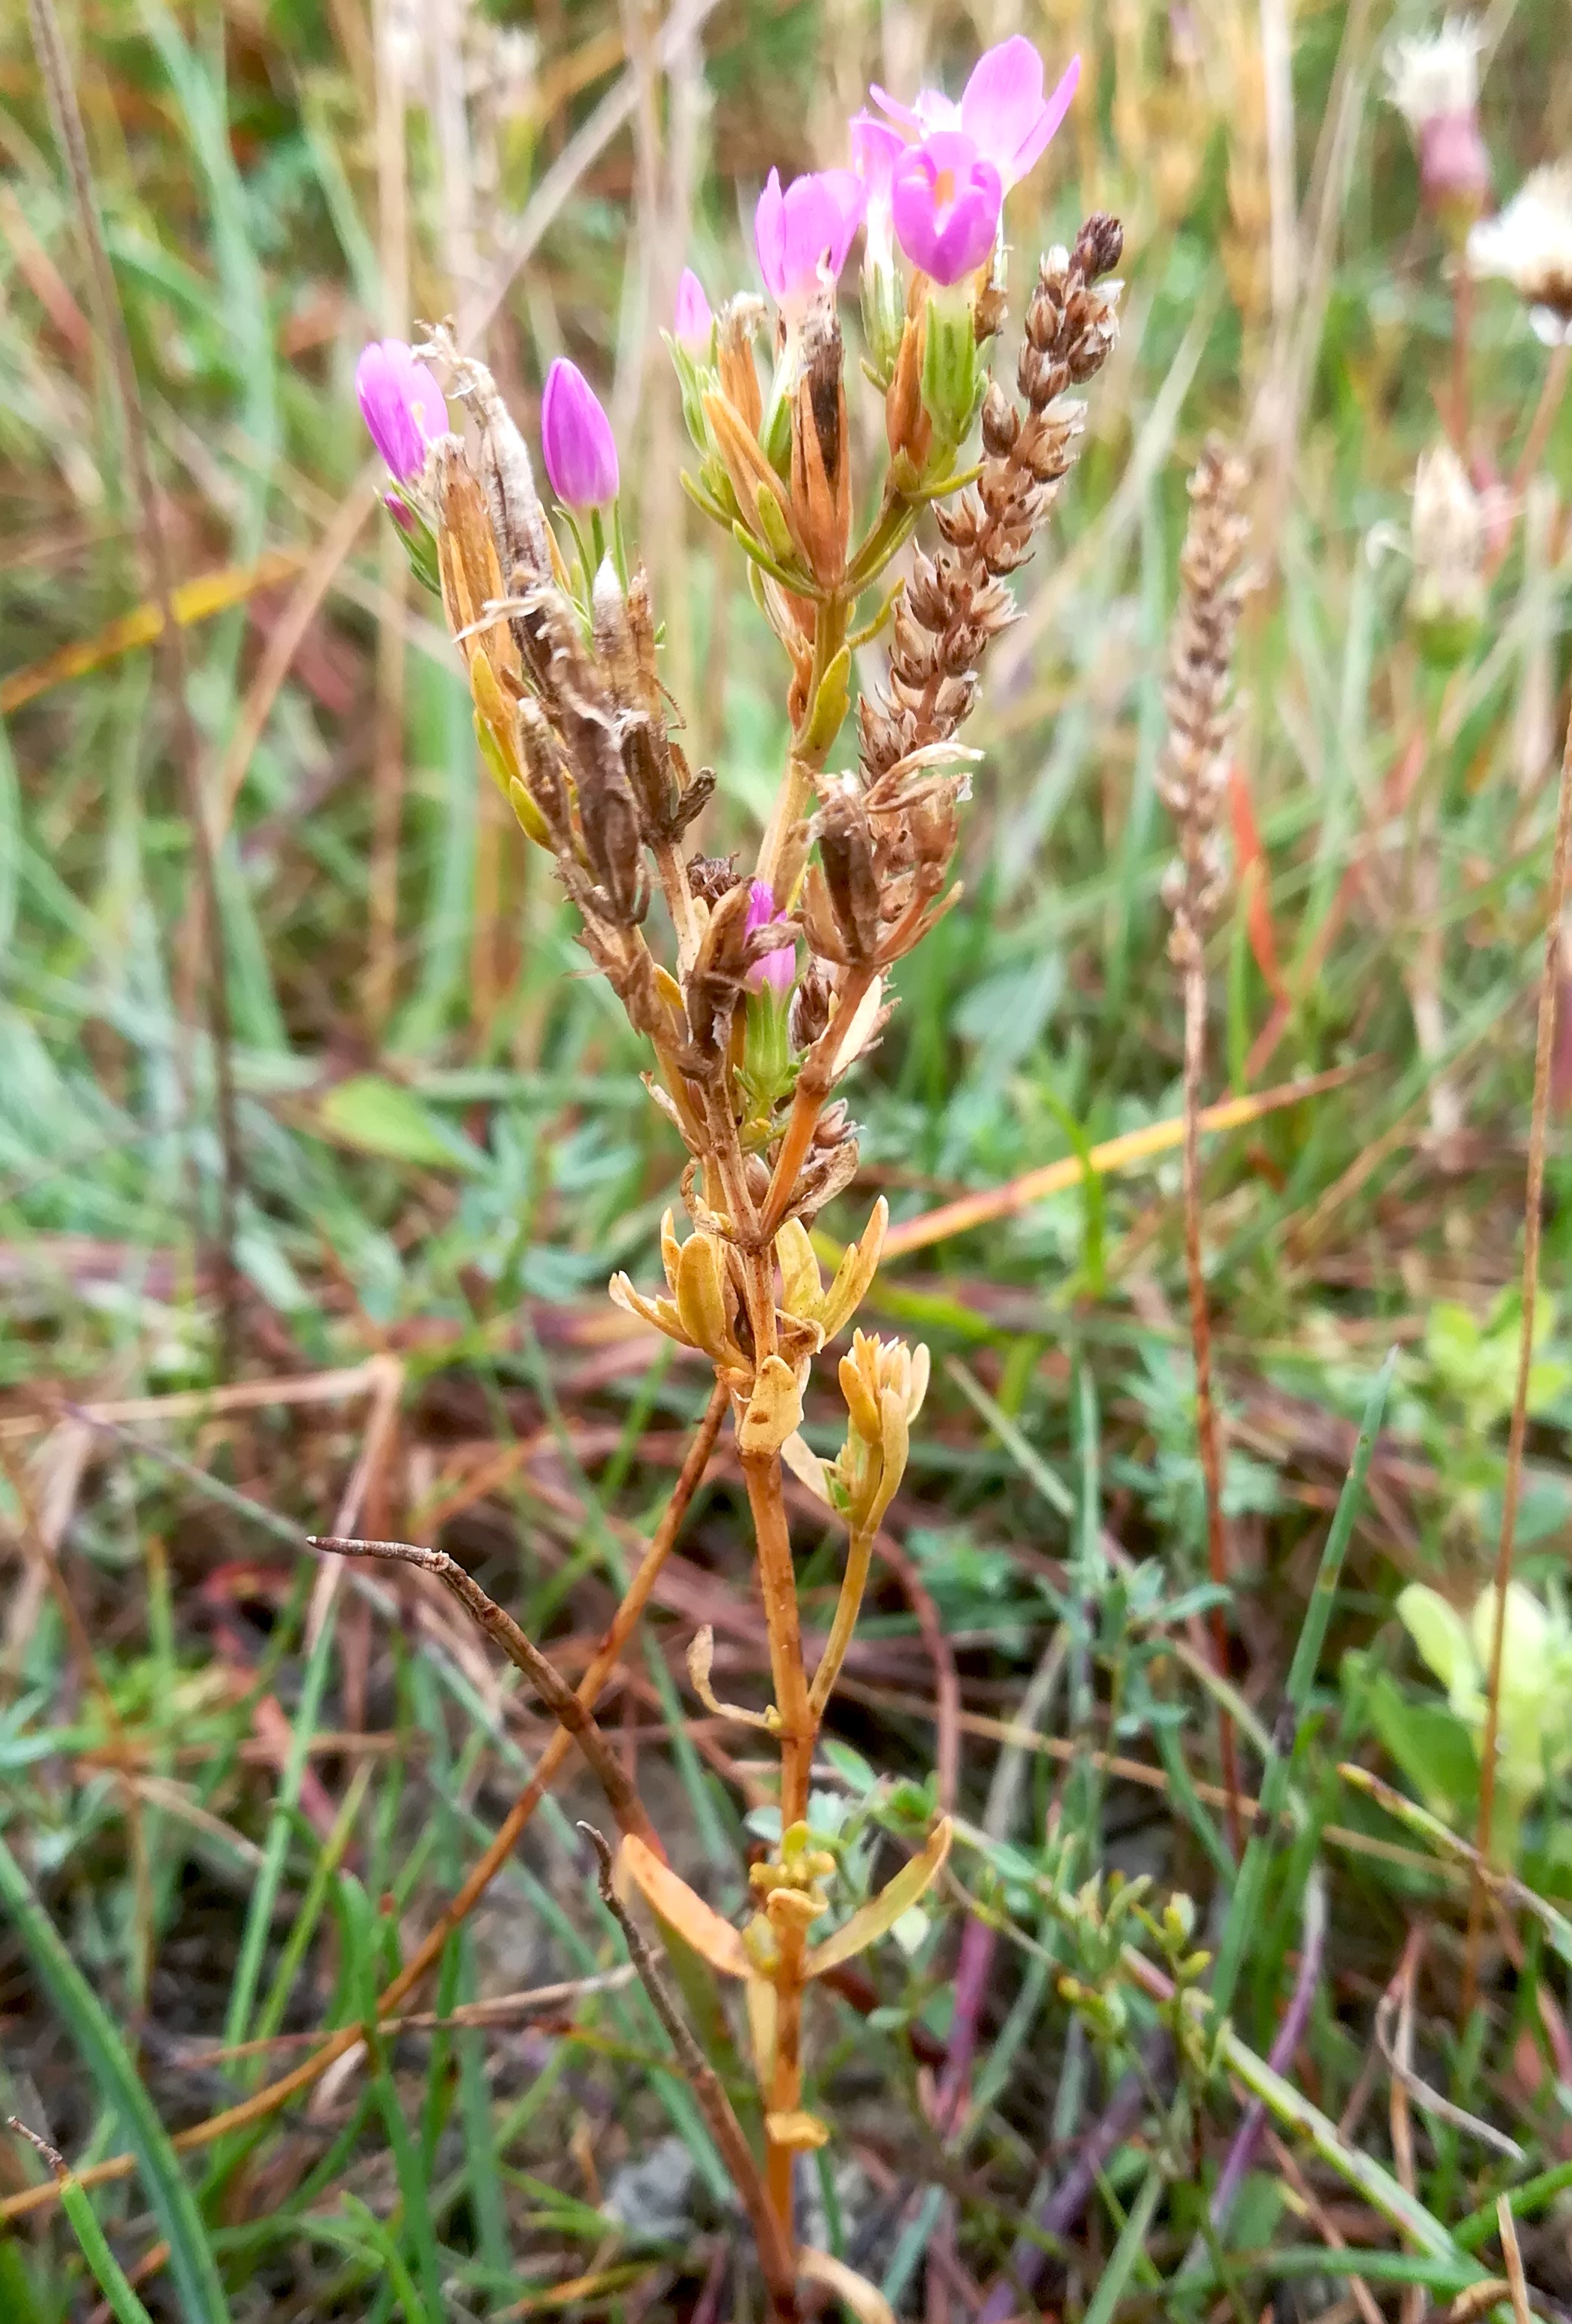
[1210,1347,1396,2017]
[0,1836,232,2323]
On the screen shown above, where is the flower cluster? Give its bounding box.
[351,32,1117,1254]
[351,47,1121,2271]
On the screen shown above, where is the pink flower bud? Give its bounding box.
[383,489,418,534]
[891,133,1002,286]
[872,40,1079,193]
[356,338,448,482]
[674,267,714,347]
[1418,110,1491,217]
[744,879,795,997]
[852,112,905,235]
[540,357,619,510]
[754,167,865,316]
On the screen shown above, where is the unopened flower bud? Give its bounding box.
[675,267,714,350]
[852,113,907,384]
[744,879,796,997]
[541,357,620,510]
[356,338,448,482]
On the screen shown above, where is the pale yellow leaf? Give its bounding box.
[618,1832,751,1980]
[804,1817,952,1978]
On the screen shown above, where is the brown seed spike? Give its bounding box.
[1157,436,1253,967]
[856,211,1124,793]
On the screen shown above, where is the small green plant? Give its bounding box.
[1392,1577,1572,1860]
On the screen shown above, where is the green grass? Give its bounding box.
[3,0,1572,2315]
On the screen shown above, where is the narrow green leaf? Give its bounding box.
[0,1835,232,2324]
[1211,1348,1396,2018]
[316,1075,483,1173]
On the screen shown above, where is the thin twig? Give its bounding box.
[309,1535,659,1848]
[26,0,242,1373]
[1497,2196,1533,2324]
[1465,696,1572,2010]
[578,1824,800,2320]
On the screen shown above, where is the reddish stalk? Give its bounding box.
[1463,698,1572,2013]
[740,1447,815,2249]
[1448,265,1473,455]
[1182,957,1244,1858]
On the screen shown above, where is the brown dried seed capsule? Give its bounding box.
[789,963,834,1049]
[815,784,882,966]
[686,852,741,907]
[980,382,1019,458]
[1074,212,1125,281]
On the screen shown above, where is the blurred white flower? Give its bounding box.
[1411,442,1484,575]
[1468,162,1572,345]
[1384,16,1484,131]
[1385,19,1490,220]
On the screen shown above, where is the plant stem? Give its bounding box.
[755,594,849,895]
[1463,695,1572,2010]
[1449,264,1473,454]
[653,835,704,971]
[760,963,875,1237]
[1503,343,1571,548]
[741,1447,815,2255]
[579,1828,800,2320]
[1182,952,1244,1857]
[807,1526,874,1720]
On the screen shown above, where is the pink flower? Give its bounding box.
[852,112,905,233]
[356,339,448,482]
[540,357,619,510]
[754,167,865,313]
[674,267,714,347]
[744,880,795,997]
[891,133,1002,286]
[873,39,1080,193]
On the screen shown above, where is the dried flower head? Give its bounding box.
[1468,162,1572,345]
[858,217,1124,781]
[1157,438,1253,966]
